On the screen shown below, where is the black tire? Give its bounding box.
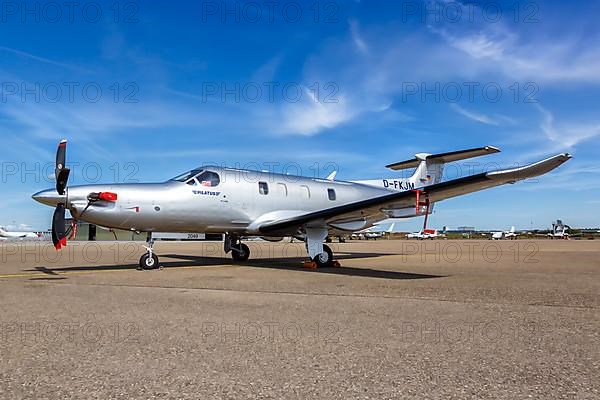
[231,243,250,262]
[139,253,159,270]
[313,244,333,268]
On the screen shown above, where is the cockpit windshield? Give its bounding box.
[170,169,221,187]
[171,169,204,183]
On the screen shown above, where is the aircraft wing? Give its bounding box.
[259,153,571,235]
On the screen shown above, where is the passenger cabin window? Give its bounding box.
[328,188,336,201]
[300,185,310,199]
[259,182,269,195]
[277,183,288,196]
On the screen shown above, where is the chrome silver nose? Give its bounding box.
[32,189,66,207]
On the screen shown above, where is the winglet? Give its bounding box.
[487,153,572,181]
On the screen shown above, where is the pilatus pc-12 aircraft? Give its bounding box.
[33,140,571,270]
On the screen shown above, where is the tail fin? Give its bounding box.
[509,226,515,233]
[411,153,444,186]
[386,146,501,188]
[352,146,500,194]
[387,223,395,233]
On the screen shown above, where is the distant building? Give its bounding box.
[446,226,476,233]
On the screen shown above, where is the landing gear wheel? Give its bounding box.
[313,244,334,268]
[231,243,250,262]
[139,253,159,270]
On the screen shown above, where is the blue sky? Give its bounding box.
[1,0,599,231]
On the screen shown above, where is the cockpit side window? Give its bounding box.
[196,171,220,187]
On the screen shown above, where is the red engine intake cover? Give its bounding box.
[98,192,118,202]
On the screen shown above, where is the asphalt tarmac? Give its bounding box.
[0,239,598,399]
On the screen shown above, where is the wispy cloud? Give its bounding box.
[252,55,284,81]
[450,103,515,126]
[428,2,600,84]
[537,104,600,149]
[349,20,369,54]
[276,88,355,135]
[0,46,90,73]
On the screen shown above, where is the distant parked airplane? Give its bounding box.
[0,226,40,239]
[352,222,397,240]
[548,220,570,239]
[406,229,440,240]
[491,226,518,240]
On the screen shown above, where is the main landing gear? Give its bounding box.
[225,234,250,262]
[137,231,339,270]
[303,227,341,269]
[139,233,160,270]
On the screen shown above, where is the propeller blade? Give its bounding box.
[52,204,67,250]
[55,139,70,195]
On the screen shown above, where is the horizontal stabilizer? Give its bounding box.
[386,146,500,171]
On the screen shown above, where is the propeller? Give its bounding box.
[52,140,70,250]
[56,139,70,195]
[45,139,118,249]
[52,203,67,250]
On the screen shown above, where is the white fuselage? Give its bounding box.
[41,166,424,236]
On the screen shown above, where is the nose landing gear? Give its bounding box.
[139,233,161,270]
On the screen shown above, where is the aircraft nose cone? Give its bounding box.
[32,189,65,207]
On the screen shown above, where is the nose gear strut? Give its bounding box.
[139,233,160,270]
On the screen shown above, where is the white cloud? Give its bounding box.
[350,20,369,54]
[252,55,284,81]
[428,2,600,84]
[450,104,500,126]
[0,46,89,73]
[537,104,600,148]
[277,89,354,135]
